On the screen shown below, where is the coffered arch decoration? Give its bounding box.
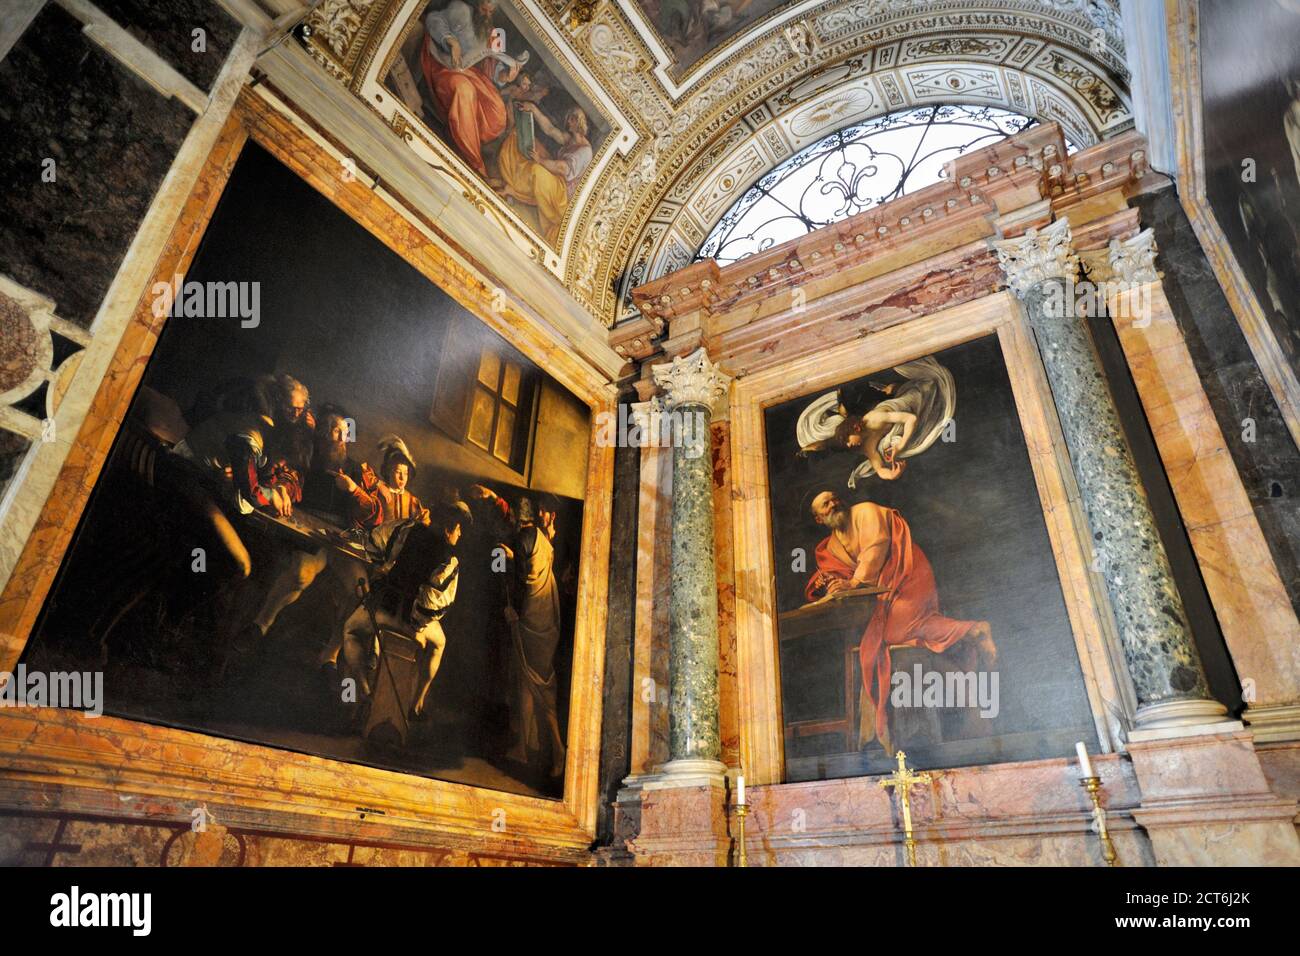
[298,0,1130,326]
[609,47,1128,325]
[693,104,1075,266]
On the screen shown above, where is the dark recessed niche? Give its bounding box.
[88,0,242,91]
[0,4,193,330]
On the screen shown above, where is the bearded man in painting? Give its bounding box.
[235,405,381,653]
[502,495,566,778]
[420,0,521,179]
[805,489,996,754]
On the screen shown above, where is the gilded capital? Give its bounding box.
[1107,228,1160,284]
[651,347,730,414]
[993,217,1079,298]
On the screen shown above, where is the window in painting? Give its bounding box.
[468,347,526,466]
[430,316,537,475]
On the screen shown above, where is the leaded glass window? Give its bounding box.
[696,105,1077,265]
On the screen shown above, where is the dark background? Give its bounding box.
[763,334,1098,775]
[634,0,786,77]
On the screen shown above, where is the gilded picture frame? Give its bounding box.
[0,89,615,860]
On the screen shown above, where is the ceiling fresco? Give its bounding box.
[300,0,1131,328]
[630,0,789,79]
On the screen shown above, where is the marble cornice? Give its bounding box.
[618,123,1153,372]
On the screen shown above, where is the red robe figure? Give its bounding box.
[804,490,996,754]
[420,0,522,179]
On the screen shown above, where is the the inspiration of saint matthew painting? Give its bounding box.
[764,336,1098,782]
[24,144,589,799]
[383,0,610,246]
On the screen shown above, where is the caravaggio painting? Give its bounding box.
[382,0,610,246]
[23,143,590,799]
[764,335,1097,782]
[1199,0,1300,383]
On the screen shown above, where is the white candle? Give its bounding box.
[737,774,746,806]
[1075,741,1094,779]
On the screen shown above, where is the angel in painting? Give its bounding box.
[796,356,955,488]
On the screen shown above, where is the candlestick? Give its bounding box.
[731,803,749,867]
[1075,741,1093,779]
[1081,776,1119,866]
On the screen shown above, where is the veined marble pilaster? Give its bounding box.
[650,348,730,784]
[995,219,1233,737]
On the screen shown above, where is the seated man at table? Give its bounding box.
[314,434,428,672]
[340,498,471,721]
[168,375,298,579]
[235,405,382,651]
[804,489,995,754]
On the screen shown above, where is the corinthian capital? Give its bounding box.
[652,347,730,414]
[1107,228,1160,284]
[993,218,1079,298]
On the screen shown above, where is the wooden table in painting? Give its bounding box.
[244,507,376,567]
[777,586,886,754]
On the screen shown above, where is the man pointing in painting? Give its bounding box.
[420,0,525,178]
[805,489,996,754]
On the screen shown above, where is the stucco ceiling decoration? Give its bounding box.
[299,0,1130,328]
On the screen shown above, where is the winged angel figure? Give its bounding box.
[796,356,955,488]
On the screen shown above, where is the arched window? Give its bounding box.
[695,104,1077,265]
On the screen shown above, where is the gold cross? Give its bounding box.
[878,751,931,866]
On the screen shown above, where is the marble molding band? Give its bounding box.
[995,220,1230,733]
[651,348,730,779]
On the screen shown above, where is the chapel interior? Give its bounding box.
[1,0,1299,868]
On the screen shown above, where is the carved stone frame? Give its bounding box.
[0,88,614,860]
[727,291,1135,785]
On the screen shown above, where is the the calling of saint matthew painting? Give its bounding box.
[764,336,1098,782]
[382,0,611,247]
[1199,0,1300,383]
[24,144,590,799]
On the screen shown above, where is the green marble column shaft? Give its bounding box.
[667,400,719,762]
[652,348,730,770]
[995,220,1227,731]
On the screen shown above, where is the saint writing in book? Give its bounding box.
[803,488,996,753]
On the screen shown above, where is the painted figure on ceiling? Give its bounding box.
[497,97,593,244]
[419,0,527,179]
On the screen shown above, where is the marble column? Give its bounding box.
[994,218,1233,737]
[649,347,731,782]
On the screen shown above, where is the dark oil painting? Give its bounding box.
[1199,0,1300,385]
[24,143,591,799]
[764,335,1098,783]
[382,0,610,246]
